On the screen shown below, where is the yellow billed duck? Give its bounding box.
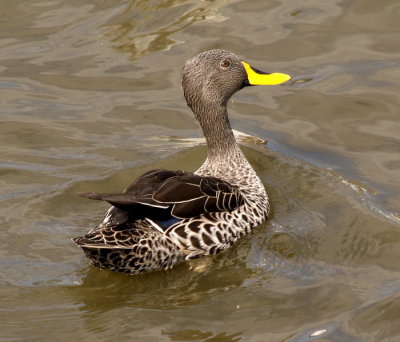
[74,49,291,274]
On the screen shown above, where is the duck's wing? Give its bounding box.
[77,169,245,221]
[153,171,245,218]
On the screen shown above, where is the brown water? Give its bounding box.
[1,0,400,341]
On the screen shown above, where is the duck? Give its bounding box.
[73,49,291,274]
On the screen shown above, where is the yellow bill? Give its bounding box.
[241,61,291,85]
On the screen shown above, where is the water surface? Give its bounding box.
[1,0,400,341]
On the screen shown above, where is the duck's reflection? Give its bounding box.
[69,239,256,311]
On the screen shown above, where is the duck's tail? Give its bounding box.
[73,223,185,274]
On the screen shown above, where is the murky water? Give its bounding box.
[1,0,399,341]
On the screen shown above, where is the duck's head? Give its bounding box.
[182,49,290,112]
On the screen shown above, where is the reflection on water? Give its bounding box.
[103,0,230,59]
[1,0,400,341]
[163,329,242,342]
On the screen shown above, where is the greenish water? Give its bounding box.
[1,0,399,341]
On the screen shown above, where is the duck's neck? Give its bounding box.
[194,104,245,165]
[193,104,263,191]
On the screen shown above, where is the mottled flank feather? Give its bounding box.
[74,49,275,274]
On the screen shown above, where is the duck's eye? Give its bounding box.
[220,60,230,68]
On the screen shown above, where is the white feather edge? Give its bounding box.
[145,218,165,234]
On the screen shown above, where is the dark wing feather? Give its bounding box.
[153,174,205,203]
[199,177,219,196]
[124,169,186,191]
[77,169,245,222]
[171,196,208,218]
